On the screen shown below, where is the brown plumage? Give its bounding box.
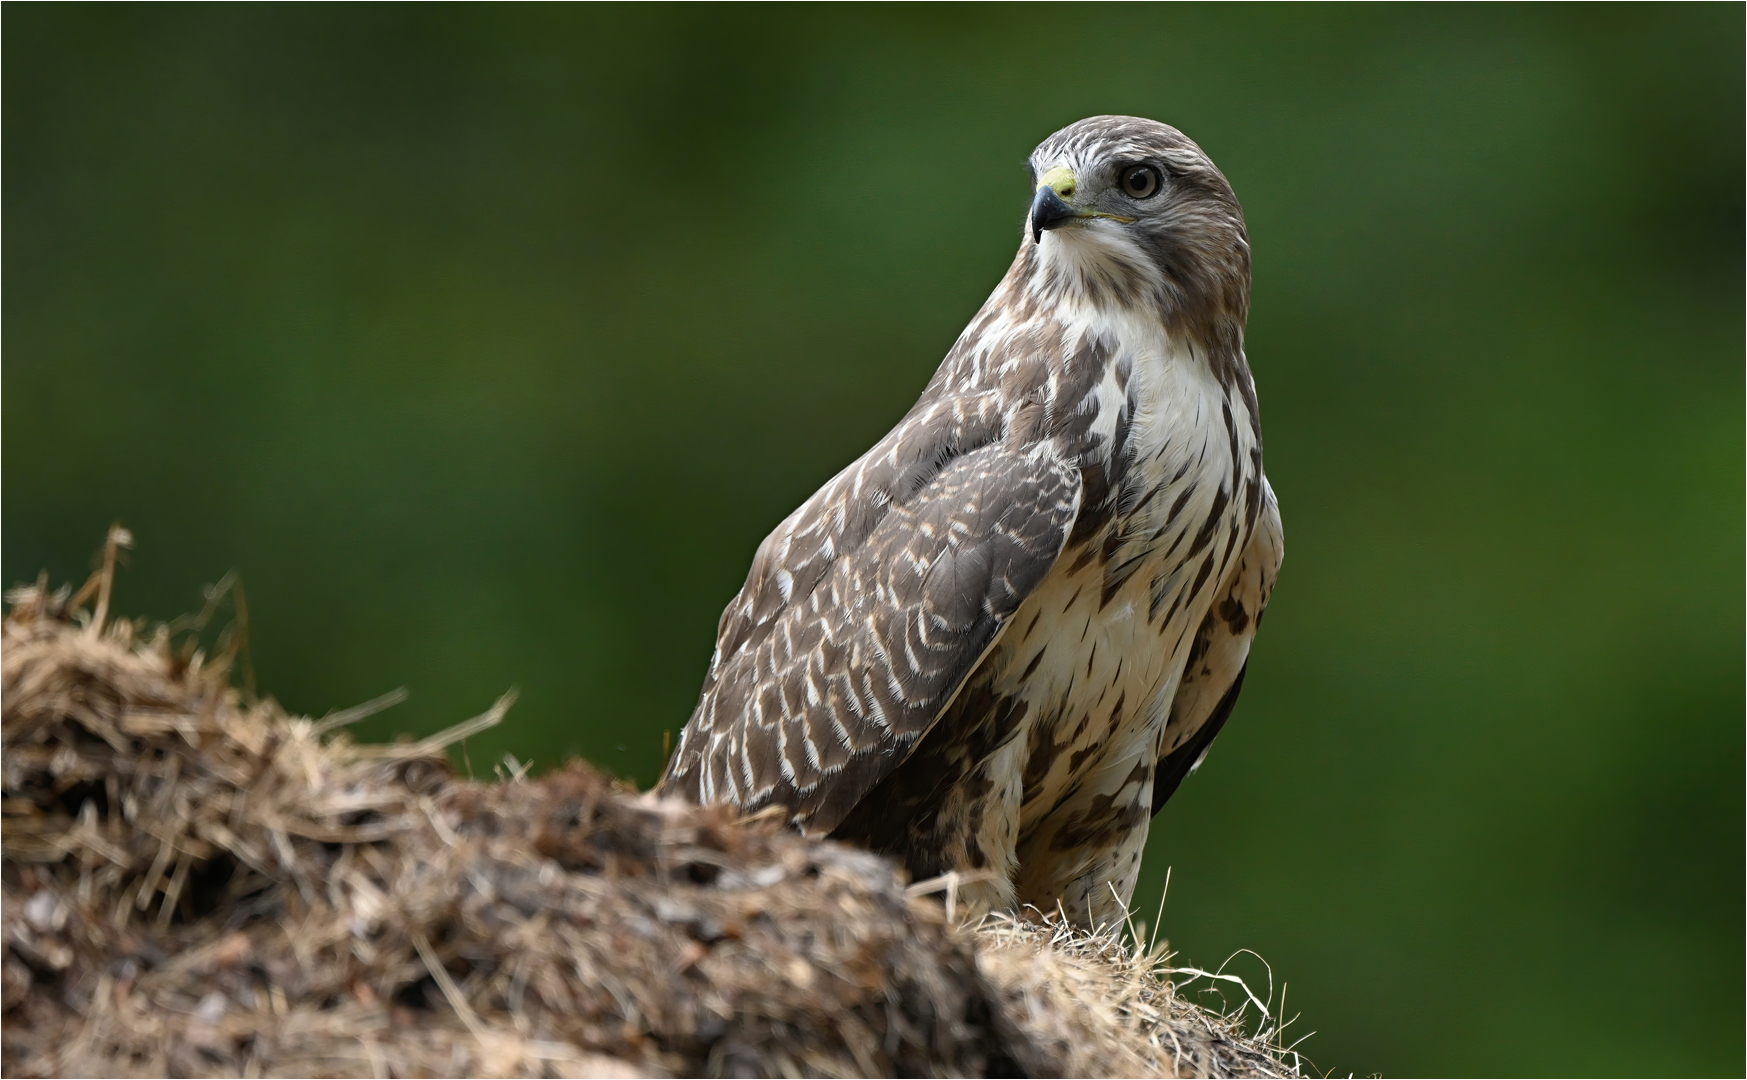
[659,116,1283,927]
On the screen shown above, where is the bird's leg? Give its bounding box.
[831,708,1031,921]
[1014,744,1156,930]
[926,733,1028,919]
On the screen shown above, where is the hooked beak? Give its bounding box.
[1030,165,1137,244]
[1031,185,1076,244]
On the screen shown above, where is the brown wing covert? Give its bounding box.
[659,417,1081,835]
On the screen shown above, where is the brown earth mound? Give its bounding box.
[1,541,1306,1078]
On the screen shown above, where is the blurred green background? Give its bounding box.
[5,5,1741,1075]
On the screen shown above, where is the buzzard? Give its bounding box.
[659,116,1283,928]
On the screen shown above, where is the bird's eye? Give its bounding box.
[1120,165,1161,199]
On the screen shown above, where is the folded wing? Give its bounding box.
[660,392,1081,835]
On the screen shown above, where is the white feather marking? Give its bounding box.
[860,671,891,732]
[902,633,922,675]
[800,713,822,770]
[775,711,797,784]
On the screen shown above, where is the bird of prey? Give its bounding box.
[659,115,1282,928]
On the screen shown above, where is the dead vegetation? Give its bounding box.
[1,534,1309,1078]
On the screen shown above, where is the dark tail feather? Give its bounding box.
[1151,661,1246,816]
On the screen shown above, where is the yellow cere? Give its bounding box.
[1037,166,1076,197]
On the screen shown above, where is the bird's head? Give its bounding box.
[1022,116,1251,336]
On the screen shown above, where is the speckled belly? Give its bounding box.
[987,446,1242,921]
[1005,561,1180,807]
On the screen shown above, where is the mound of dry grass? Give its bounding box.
[976,914,1305,1079]
[2,538,1307,1078]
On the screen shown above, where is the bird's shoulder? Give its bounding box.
[709,308,1117,675]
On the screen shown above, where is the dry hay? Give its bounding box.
[975,913,1306,1079]
[1,544,1308,1078]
